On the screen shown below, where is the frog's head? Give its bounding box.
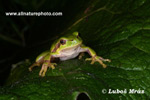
[58,32,82,49]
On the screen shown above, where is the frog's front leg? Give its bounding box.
[80,46,111,68]
[39,52,58,77]
[39,59,57,77]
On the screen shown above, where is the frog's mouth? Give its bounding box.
[52,41,82,53]
[60,43,81,52]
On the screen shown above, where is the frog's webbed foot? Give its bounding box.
[85,56,111,68]
[29,63,40,71]
[78,52,84,59]
[48,63,57,69]
[99,57,111,62]
[39,63,57,77]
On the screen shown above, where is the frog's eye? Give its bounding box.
[60,39,66,45]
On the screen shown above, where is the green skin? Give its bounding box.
[29,32,111,77]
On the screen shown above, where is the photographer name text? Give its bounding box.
[108,88,144,94]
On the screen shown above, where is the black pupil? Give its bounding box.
[60,40,64,44]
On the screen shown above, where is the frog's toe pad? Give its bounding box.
[39,64,48,77]
[105,59,111,62]
[29,68,32,71]
[49,63,57,69]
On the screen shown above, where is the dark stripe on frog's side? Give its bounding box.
[60,44,80,52]
[51,39,66,53]
[52,43,60,52]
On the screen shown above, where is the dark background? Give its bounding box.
[0,0,90,85]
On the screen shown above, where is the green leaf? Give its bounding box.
[1,0,150,100]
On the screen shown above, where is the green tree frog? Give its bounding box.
[29,32,111,77]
